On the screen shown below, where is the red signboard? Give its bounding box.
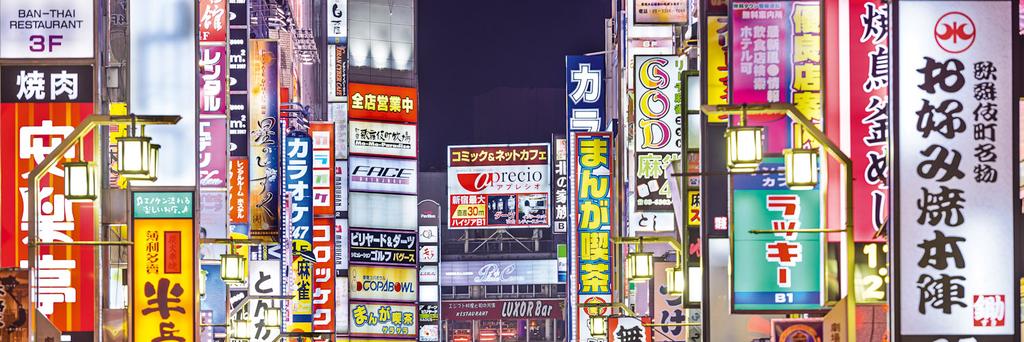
[848,0,889,242]
[311,122,335,218]
[442,299,564,321]
[312,217,335,332]
[0,100,97,333]
[198,0,227,42]
[348,83,418,123]
[228,157,249,223]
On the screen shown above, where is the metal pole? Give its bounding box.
[26,115,180,341]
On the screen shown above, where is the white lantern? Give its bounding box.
[230,319,252,339]
[666,266,686,296]
[725,126,763,172]
[64,161,96,201]
[784,148,819,190]
[220,253,245,284]
[144,144,161,181]
[199,269,207,297]
[263,307,283,328]
[626,252,654,283]
[117,136,151,178]
[588,314,607,337]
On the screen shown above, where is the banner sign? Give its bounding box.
[248,39,280,241]
[349,192,417,230]
[732,159,824,312]
[706,16,730,122]
[0,0,94,59]
[0,65,93,103]
[848,0,889,242]
[894,0,1017,337]
[572,132,614,342]
[227,0,249,157]
[198,117,228,188]
[565,55,605,132]
[439,259,558,286]
[228,158,248,223]
[635,0,687,24]
[327,44,348,102]
[348,83,417,123]
[1,67,96,334]
[651,261,686,340]
[349,156,418,194]
[608,317,652,342]
[348,265,417,302]
[312,218,335,332]
[249,260,282,342]
[350,302,417,338]
[442,299,564,321]
[348,120,417,158]
[335,160,348,217]
[552,137,569,233]
[285,132,314,332]
[634,55,683,153]
[447,144,551,229]
[0,268,28,341]
[311,122,335,217]
[730,1,821,153]
[350,228,417,265]
[132,190,195,342]
[327,0,347,44]
[198,44,227,116]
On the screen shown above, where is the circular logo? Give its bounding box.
[933,11,976,53]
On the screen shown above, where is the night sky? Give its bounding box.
[418,1,611,171]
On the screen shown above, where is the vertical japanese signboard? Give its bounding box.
[566,55,605,132]
[0,268,29,341]
[0,0,95,59]
[249,260,281,342]
[894,0,1019,338]
[706,16,730,122]
[552,137,569,233]
[573,132,614,342]
[730,1,821,152]
[227,0,250,228]
[848,0,889,242]
[633,55,683,233]
[248,39,280,241]
[447,144,550,229]
[732,159,824,312]
[312,218,335,332]
[0,65,96,335]
[285,131,314,332]
[311,123,335,217]
[198,117,228,188]
[132,190,196,342]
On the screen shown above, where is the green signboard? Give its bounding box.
[731,158,824,312]
[133,191,194,219]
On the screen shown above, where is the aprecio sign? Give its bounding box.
[447,144,551,230]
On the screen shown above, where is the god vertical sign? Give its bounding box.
[894,0,1019,339]
[132,190,196,342]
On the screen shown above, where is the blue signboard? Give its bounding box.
[565,55,605,133]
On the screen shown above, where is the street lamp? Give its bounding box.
[626,251,654,283]
[63,161,97,201]
[220,253,245,284]
[263,307,283,328]
[725,126,763,172]
[587,314,607,337]
[666,266,686,296]
[230,319,252,339]
[784,148,819,190]
[144,144,161,180]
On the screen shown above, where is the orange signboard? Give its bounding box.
[348,83,417,123]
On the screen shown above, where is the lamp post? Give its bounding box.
[25,114,180,341]
[702,103,856,342]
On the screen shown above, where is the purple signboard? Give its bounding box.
[198,44,228,116]
[199,116,228,188]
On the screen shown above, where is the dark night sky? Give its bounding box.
[417,1,611,171]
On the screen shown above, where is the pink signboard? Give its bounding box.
[199,116,228,188]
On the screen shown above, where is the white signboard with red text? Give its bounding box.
[447,144,550,229]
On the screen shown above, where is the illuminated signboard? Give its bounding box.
[349,302,417,338]
[439,259,558,286]
[348,83,417,123]
[349,192,417,230]
[349,228,417,265]
[0,0,95,58]
[572,132,614,342]
[894,0,1018,337]
[349,265,418,302]
[349,156,418,194]
[447,144,551,229]
[132,190,196,342]
[348,120,417,158]
[248,39,280,241]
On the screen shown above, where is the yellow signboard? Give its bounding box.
[132,191,195,342]
[687,191,701,226]
[706,16,730,123]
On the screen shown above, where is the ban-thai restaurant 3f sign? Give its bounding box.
[132,191,197,342]
[894,0,1019,338]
